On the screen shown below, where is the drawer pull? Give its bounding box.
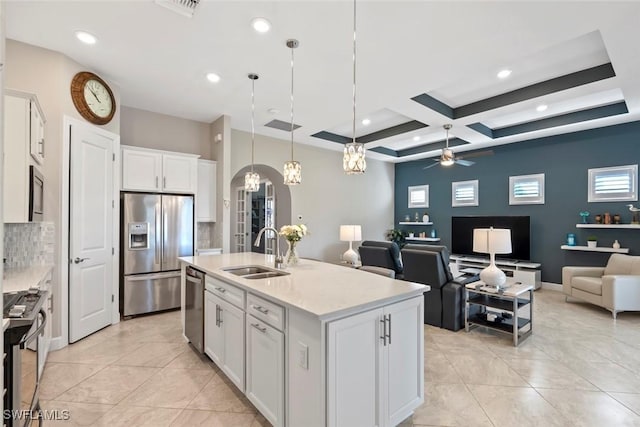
[215,287,227,293]
[252,305,269,314]
[251,323,267,333]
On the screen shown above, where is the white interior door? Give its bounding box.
[235,187,247,252]
[69,123,115,343]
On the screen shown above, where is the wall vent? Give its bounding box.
[265,119,301,132]
[155,0,199,18]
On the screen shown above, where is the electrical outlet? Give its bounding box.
[297,341,308,370]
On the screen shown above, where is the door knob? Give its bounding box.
[74,257,89,264]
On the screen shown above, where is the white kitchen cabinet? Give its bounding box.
[204,288,245,391]
[121,145,198,194]
[246,312,284,427]
[3,91,46,222]
[197,159,217,222]
[327,296,423,427]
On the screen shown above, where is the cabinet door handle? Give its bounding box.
[218,306,223,325]
[386,314,392,345]
[163,176,167,188]
[215,304,220,327]
[252,305,269,314]
[155,176,159,188]
[251,323,267,333]
[380,317,387,346]
[215,287,227,293]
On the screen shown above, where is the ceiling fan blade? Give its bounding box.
[457,149,494,160]
[455,159,475,166]
[422,162,440,170]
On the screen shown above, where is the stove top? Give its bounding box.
[3,288,48,329]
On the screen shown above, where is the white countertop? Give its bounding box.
[3,265,53,293]
[180,253,428,320]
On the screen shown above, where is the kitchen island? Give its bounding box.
[179,252,427,427]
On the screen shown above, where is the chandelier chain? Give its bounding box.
[290,43,295,160]
[352,0,357,144]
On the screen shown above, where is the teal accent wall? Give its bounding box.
[394,121,640,284]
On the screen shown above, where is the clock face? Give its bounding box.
[83,79,113,118]
[70,71,116,125]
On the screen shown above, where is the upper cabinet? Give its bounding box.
[121,145,198,194]
[197,160,217,222]
[3,91,46,222]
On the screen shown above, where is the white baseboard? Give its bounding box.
[49,336,68,351]
[541,281,562,292]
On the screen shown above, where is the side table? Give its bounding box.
[464,280,533,346]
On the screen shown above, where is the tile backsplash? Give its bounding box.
[197,222,214,249]
[4,222,55,268]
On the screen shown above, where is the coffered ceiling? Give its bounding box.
[5,1,640,163]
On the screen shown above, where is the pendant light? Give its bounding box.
[283,39,302,185]
[244,73,260,192]
[343,0,366,174]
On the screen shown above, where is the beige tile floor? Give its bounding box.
[38,289,640,426]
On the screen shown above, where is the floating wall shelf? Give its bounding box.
[561,245,629,254]
[575,224,640,229]
[406,237,440,242]
[399,222,433,225]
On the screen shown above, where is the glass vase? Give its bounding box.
[285,240,300,266]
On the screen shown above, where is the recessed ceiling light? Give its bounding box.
[206,73,221,83]
[251,17,271,33]
[413,136,420,142]
[361,118,371,126]
[536,104,548,112]
[75,31,97,45]
[497,69,512,79]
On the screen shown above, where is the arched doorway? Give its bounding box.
[230,165,292,253]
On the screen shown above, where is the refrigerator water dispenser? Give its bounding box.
[129,222,149,249]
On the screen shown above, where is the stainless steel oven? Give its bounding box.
[29,166,43,222]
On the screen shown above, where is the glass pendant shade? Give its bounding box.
[283,160,302,185]
[343,142,366,174]
[244,171,260,192]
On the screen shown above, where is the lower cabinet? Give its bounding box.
[246,314,284,427]
[204,289,245,391]
[327,296,423,427]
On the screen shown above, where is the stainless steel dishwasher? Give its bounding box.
[185,266,205,353]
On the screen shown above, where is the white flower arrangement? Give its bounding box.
[279,224,308,242]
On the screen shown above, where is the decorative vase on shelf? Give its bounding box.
[285,240,300,266]
[423,214,429,223]
[613,240,621,249]
[587,240,597,248]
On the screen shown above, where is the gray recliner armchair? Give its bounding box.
[358,241,404,279]
[401,244,466,330]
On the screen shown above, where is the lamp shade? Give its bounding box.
[340,225,362,242]
[473,228,512,254]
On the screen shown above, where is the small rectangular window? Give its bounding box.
[509,173,545,205]
[408,185,429,208]
[452,180,478,207]
[588,165,637,202]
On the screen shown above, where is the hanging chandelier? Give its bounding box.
[343,0,366,174]
[283,39,302,185]
[244,73,260,192]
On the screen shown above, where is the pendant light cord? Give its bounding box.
[290,43,295,160]
[251,77,256,172]
[352,0,357,144]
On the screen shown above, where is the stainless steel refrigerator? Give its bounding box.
[120,192,194,317]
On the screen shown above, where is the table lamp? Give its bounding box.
[340,225,362,265]
[473,227,512,289]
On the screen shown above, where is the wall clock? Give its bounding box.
[70,71,116,125]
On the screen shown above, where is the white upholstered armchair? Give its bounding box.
[563,254,640,319]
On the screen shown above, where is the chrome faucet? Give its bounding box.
[254,227,285,269]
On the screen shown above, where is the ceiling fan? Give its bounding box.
[423,124,493,169]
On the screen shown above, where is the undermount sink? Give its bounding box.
[222,265,290,280]
[224,266,272,276]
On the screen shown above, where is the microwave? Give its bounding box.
[29,165,44,222]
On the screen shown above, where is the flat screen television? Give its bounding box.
[451,216,531,261]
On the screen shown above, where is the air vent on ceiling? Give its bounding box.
[265,119,301,132]
[155,0,199,18]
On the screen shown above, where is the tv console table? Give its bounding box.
[450,254,541,290]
